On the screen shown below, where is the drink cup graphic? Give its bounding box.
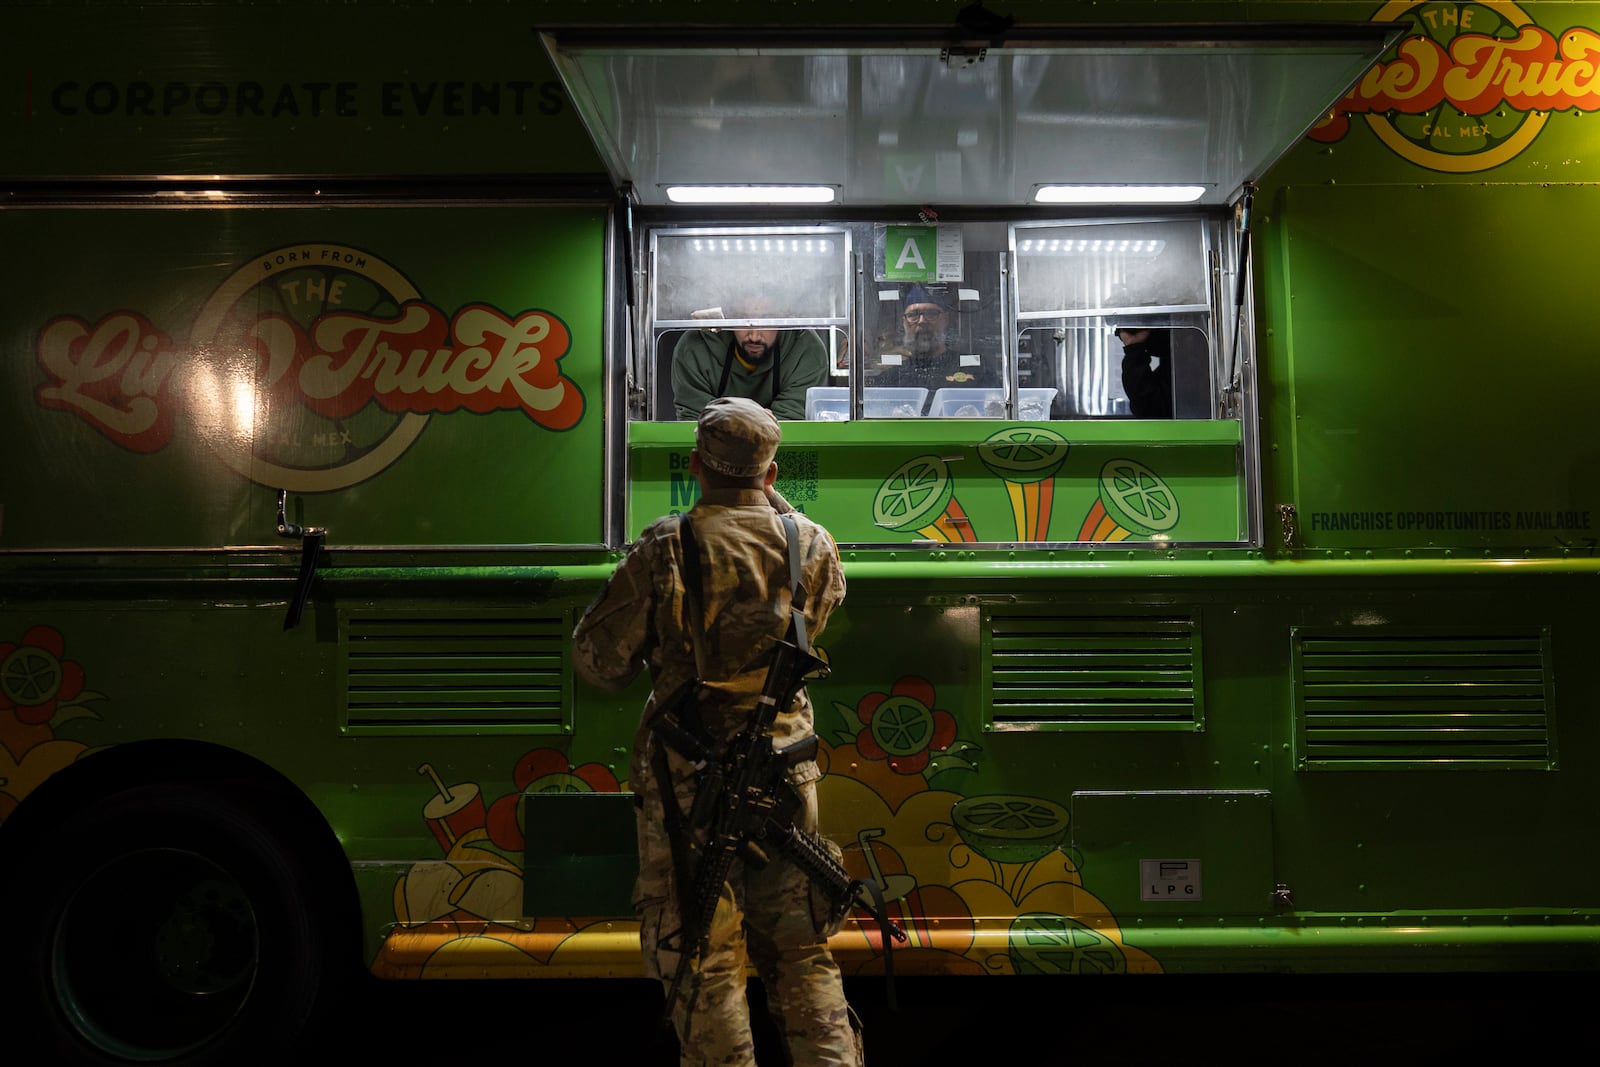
[418,762,487,852]
[978,427,1070,541]
[873,454,976,542]
[1076,457,1180,541]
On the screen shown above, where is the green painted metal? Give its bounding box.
[1081,919,1600,974]
[981,611,1204,732]
[522,792,639,917]
[630,419,1246,544]
[2,2,601,179]
[0,203,609,549]
[3,0,1600,1007]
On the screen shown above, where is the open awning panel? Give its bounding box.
[540,22,1403,208]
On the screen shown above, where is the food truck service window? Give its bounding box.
[647,227,852,422]
[1012,218,1216,421]
[552,22,1406,545]
[641,218,1221,425]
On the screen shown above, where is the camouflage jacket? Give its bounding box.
[572,487,846,775]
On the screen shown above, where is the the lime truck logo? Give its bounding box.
[1312,1,1600,171]
[34,244,583,492]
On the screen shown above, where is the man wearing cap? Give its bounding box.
[671,322,832,421]
[572,398,859,1065]
[866,283,1001,401]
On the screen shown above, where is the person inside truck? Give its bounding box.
[863,283,1002,406]
[670,296,831,421]
[1115,327,1174,418]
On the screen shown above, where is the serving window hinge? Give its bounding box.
[1277,503,1299,550]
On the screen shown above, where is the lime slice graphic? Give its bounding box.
[1,646,62,707]
[868,697,938,758]
[1098,458,1179,535]
[951,795,1069,865]
[1010,913,1128,975]
[977,427,1069,484]
[873,455,955,532]
[529,772,594,794]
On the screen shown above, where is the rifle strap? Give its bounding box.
[653,720,706,1031]
[772,514,909,1007]
[656,510,818,1027]
[677,514,710,680]
[780,512,810,654]
[685,509,808,674]
[651,514,709,1028]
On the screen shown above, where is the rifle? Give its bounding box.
[651,514,906,1029]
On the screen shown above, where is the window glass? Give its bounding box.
[861,248,1009,417]
[1015,218,1208,318]
[642,218,1223,422]
[1018,321,1212,419]
[651,229,850,326]
[1013,218,1216,420]
[648,227,853,422]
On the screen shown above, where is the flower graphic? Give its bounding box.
[512,748,621,794]
[485,749,622,851]
[852,676,958,776]
[0,625,86,726]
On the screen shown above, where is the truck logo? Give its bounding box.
[1314,1,1600,173]
[35,243,584,492]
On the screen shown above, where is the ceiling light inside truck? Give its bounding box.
[1034,185,1208,205]
[665,185,837,205]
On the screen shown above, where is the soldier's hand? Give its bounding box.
[766,486,794,514]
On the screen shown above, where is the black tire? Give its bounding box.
[2,782,351,1065]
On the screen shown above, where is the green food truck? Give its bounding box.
[3,0,1598,1061]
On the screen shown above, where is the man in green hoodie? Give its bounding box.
[670,309,831,421]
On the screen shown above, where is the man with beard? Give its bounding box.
[671,305,831,421]
[866,283,1001,407]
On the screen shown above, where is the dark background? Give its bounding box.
[332,970,1591,1064]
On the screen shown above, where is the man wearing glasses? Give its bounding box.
[865,283,1002,408]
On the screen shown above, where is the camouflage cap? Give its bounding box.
[696,397,781,478]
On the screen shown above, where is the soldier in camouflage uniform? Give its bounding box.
[572,397,860,1066]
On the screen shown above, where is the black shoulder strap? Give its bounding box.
[678,513,703,594]
[677,514,708,678]
[681,511,807,671]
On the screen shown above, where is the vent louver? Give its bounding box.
[1294,631,1553,770]
[986,613,1201,732]
[341,614,569,732]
